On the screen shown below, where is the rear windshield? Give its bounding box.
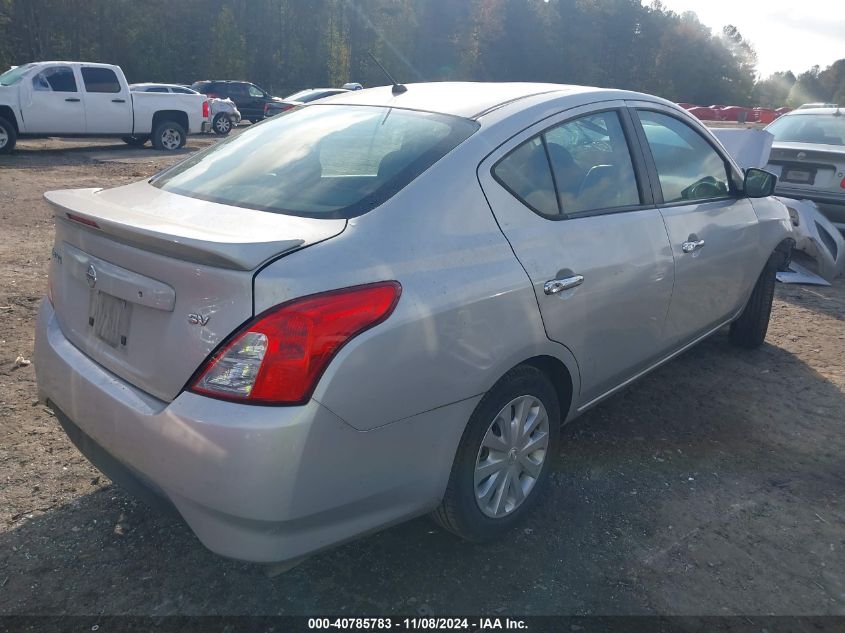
[0,63,35,86]
[766,114,845,146]
[153,104,479,218]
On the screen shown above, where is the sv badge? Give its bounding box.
[188,313,210,326]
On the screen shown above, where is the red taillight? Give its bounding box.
[188,281,402,405]
[840,176,845,189]
[202,100,210,118]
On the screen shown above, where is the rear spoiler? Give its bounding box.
[43,187,324,271]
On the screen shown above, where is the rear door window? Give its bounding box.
[544,111,641,214]
[228,84,249,97]
[493,109,642,217]
[32,66,77,92]
[81,67,121,93]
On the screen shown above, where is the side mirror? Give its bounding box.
[744,168,777,198]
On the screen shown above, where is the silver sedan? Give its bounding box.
[35,82,792,564]
[765,107,845,234]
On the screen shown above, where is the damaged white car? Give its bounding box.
[713,127,844,283]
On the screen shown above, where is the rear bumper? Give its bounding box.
[34,299,475,562]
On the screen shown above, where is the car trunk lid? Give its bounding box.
[45,182,346,402]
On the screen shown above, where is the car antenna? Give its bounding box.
[368,52,407,95]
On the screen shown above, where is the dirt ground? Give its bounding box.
[0,134,843,616]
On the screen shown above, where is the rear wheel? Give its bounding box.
[212,113,232,135]
[730,258,777,349]
[0,116,17,154]
[121,136,148,147]
[432,365,560,541]
[152,120,186,151]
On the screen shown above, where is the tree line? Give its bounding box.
[0,0,842,108]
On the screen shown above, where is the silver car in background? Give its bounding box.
[765,107,845,234]
[35,82,792,564]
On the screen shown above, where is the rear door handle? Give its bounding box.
[111,98,126,103]
[65,98,80,102]
[682,238,705,253]
[544,275,584,295]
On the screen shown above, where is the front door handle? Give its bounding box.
[65,98,80,102]
[682,238,705,254]
[112,98,126,103]
[544,275,584,295]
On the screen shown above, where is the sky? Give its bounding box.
[648,0,844,77]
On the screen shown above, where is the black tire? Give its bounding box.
[212,113,232,135]
[121,136,148,147]
[0,116,17,154]
[730,258,777,349]
[432,365,560,541]
[152,120,186,151]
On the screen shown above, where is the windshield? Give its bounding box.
[153,104,479,218]
[0,63,35,86]
[766,114,845,146]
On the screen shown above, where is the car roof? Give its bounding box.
[30,61,118,69]
[195,80,253,85]
[320,82,602,119]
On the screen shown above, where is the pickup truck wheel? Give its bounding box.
[729,258,776,349]
[0,117,17,154]
[152,121,186,151]
[121,136,148,147]
[432,365,560,541]
[212,113,232,135]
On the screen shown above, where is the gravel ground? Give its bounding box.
[0,134,843,616]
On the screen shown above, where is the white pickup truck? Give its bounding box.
[0,61,208,153]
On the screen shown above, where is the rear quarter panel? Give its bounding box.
[131,92,206,134]
[253,139,581,431]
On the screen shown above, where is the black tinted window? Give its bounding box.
[153,105,478,219]
[493,137,559,216]
[147,86,168,93]
[81,67,121,93]
[32,66,77,92]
